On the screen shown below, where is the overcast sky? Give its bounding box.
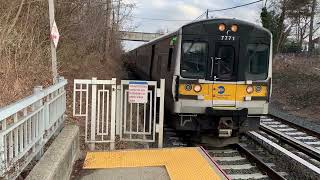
[122,0,265,50]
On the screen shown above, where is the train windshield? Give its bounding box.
[181,42,208,78]
[245,44,269,80]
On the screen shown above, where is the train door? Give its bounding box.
[210,40,239,107]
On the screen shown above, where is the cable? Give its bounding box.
[130,16,192,22]
[208,0,263,12]
[130,0,264,22]
[193,12,206,21]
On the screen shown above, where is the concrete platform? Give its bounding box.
[80,166,170,180]
[82,147,229,180]
[26,125,80,180]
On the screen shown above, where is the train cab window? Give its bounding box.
[215,46,235,80]
[246,44,269,80]
[181,42,208,78]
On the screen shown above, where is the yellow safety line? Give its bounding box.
[84,147,223,180]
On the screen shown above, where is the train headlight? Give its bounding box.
[218,23,226,31]
[231,24,238,32]
[246,85,254,94]
[194,84,202,92]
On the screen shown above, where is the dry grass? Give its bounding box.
[0,0,130,108]
[0,0,52,107]
[272,54,320,122]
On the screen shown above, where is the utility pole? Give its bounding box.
[48,0,58,84]
[104,0,112,60]
[308,0,317,54]
[206,9,209,19]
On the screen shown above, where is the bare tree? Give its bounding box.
[308,0,318,54]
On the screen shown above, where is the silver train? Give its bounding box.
[125,18,272,146]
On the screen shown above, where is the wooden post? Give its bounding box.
[48,0,58,84]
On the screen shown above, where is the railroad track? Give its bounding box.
[164,128,288,180]
[207,144,287,180]
[164,114,320,179]
[245,115,320,178]
[259,116,320,159]
[259,116,320,165]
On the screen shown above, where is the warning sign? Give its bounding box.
[128,81,148,103]
[50,20,60,48]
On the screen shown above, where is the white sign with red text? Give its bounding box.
[128,81,148,103]
[50,20,60,48]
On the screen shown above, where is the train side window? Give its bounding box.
[246,44,269,80]
[167,48,173,71]
[181,42,208,78]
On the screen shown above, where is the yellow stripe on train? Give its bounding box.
[178,83,267,101]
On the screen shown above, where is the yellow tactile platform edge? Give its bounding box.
[84,147,223,180]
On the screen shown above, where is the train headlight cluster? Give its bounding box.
[246,85,254,94]
[194,84,202,92]
[218,23,238,32]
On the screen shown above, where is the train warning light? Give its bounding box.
[218,24,226,31]
[194,85,202,92]
[231,24,238,32]
[246,85,254,94]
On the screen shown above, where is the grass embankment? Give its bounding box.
[272,55,320,123]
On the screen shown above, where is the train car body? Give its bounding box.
[126,18,272,146]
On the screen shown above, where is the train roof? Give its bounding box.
[127,18,271,53]
[183,18,271,34]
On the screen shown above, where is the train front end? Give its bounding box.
[173,19,272,146]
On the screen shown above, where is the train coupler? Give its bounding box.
[219,129,232,137]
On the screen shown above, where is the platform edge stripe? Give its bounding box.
[199,146,232,180]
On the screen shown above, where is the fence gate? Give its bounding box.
[73,78,165,150]
[73,78,117,150]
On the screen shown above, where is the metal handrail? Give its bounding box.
[0,77,68,179]
[0,78,67,121]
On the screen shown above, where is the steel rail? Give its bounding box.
[269,115,320,139]
[234,143,286,180]
[260,123,320,162]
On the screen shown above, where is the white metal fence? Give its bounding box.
[0,77,67,179]
[73,78,117,149]
[73,78,165,150]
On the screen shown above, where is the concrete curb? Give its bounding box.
[269,106,320,134]
[26,125,80,180]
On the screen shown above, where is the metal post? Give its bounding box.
[116,85,121,135]
[55,76,65,134]
[33,86,44,160]
[89,78,97,150]
[0,114,7,176]
[110,78,117,150]
[206,9,209,19]
[158,79,165,148]
[48,0,58,84]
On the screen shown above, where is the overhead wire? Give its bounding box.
[129,16,192,22]
[208,0,263,12]
[129,0,264,23]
